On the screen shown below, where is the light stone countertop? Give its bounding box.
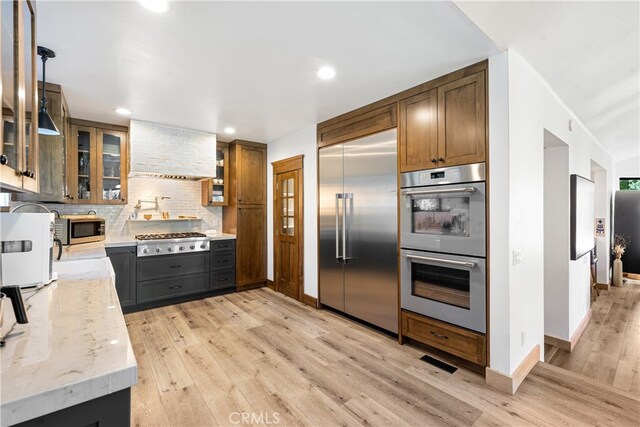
[0,257,138,426]
[56,241,107,261]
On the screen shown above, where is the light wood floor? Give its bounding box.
[125,288,640,427]
[547,278,640,394]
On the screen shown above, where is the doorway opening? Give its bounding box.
[272,155,304,302]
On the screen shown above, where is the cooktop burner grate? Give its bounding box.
[135,232,207,241]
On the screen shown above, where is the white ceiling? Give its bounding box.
[455,1,640,161]
[36,1,499,143]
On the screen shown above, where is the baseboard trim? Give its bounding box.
[596,282,610,291]
[266,279,275,290]
[624,272,640,280]
[485,344,540,395]
[544,309,592,352]
[302,293,317,308]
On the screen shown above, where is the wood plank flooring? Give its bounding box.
[548,278,640,394]
[126,288,640,427]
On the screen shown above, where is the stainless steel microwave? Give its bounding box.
[54,216,106,245]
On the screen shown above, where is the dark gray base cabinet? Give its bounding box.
[210,239,236,291]
[106,239,237,313]
[105,247,137,308]
[13,388,130,427]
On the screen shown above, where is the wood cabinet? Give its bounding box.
[67,119,128,204]
[223,140,267,290]
[1,0,39,192]
[201,142,229,206]
[399,70,486,172]
[402,310,486,366]
[106,246,137,308]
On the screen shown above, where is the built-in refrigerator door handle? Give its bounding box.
[335,193,343,261]
[343,193,353,263]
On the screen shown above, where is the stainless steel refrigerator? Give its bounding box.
[319,128,398,333]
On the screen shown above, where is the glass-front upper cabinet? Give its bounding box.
[1,0,38,191]
[67,122,128,204]
[98,129,127,204]
[71,125,96,202]
[201,142,229,207]
[21,0,37,191]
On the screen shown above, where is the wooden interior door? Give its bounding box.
[273,156,304,301]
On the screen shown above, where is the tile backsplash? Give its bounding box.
[12,177,221,238]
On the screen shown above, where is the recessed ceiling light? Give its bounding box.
[317,66,336,80]
[115,107,131,115]
[139,0,169,13]
[224,127,236,135]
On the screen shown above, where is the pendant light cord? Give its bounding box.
[40,55,48,111]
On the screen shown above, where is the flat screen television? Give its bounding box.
[570,174,595,260]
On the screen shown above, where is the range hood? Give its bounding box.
[128,120,217,181]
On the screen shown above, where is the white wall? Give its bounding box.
[488,50,616,375]
[543,143,570,340]
[615,155,640,185]
[266,125,318,297]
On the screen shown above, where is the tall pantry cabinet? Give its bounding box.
[223,140,268,290]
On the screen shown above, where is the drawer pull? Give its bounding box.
[217,259,229,263]
[169,265,182,269]
[169,285,183,290]
[430,331,449,340]
[217,277,228,282]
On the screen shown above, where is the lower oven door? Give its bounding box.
[401,249,486,333]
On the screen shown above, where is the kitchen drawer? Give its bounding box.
[137,253,209,282]
[210,239,235,253]
[401,310,486,366]
[210,250,235,271]
[210,268,235,291]
[137,273,209,303]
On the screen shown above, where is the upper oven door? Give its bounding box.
[401,181,485,257]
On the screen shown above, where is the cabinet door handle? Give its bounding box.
[169,285,183,289]
[430,331,449,340]
[438,157,445,162]
[169,265,182,269]
[431,158,437,163]
[0,154,7,165]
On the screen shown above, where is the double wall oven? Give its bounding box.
[400,163,486,333]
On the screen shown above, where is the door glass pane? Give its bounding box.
[286,178,294,197]
[287,198,294,216]
[281,178,287,197]
[22,0,33,171]
[77,130,91,200]
[411,262,470,309]
[286,217,294,236]
[2,117,17,169]
[102,133,121,201]
[1,0,17,169]
[411,196,470,236]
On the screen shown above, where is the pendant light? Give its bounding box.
[37,46,60,136]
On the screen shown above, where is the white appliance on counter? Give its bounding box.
[1,213,57,288]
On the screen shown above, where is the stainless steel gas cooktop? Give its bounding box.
[135,232,209,257]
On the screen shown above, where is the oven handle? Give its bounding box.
[405,254,477,268]
[404,187,477,197]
